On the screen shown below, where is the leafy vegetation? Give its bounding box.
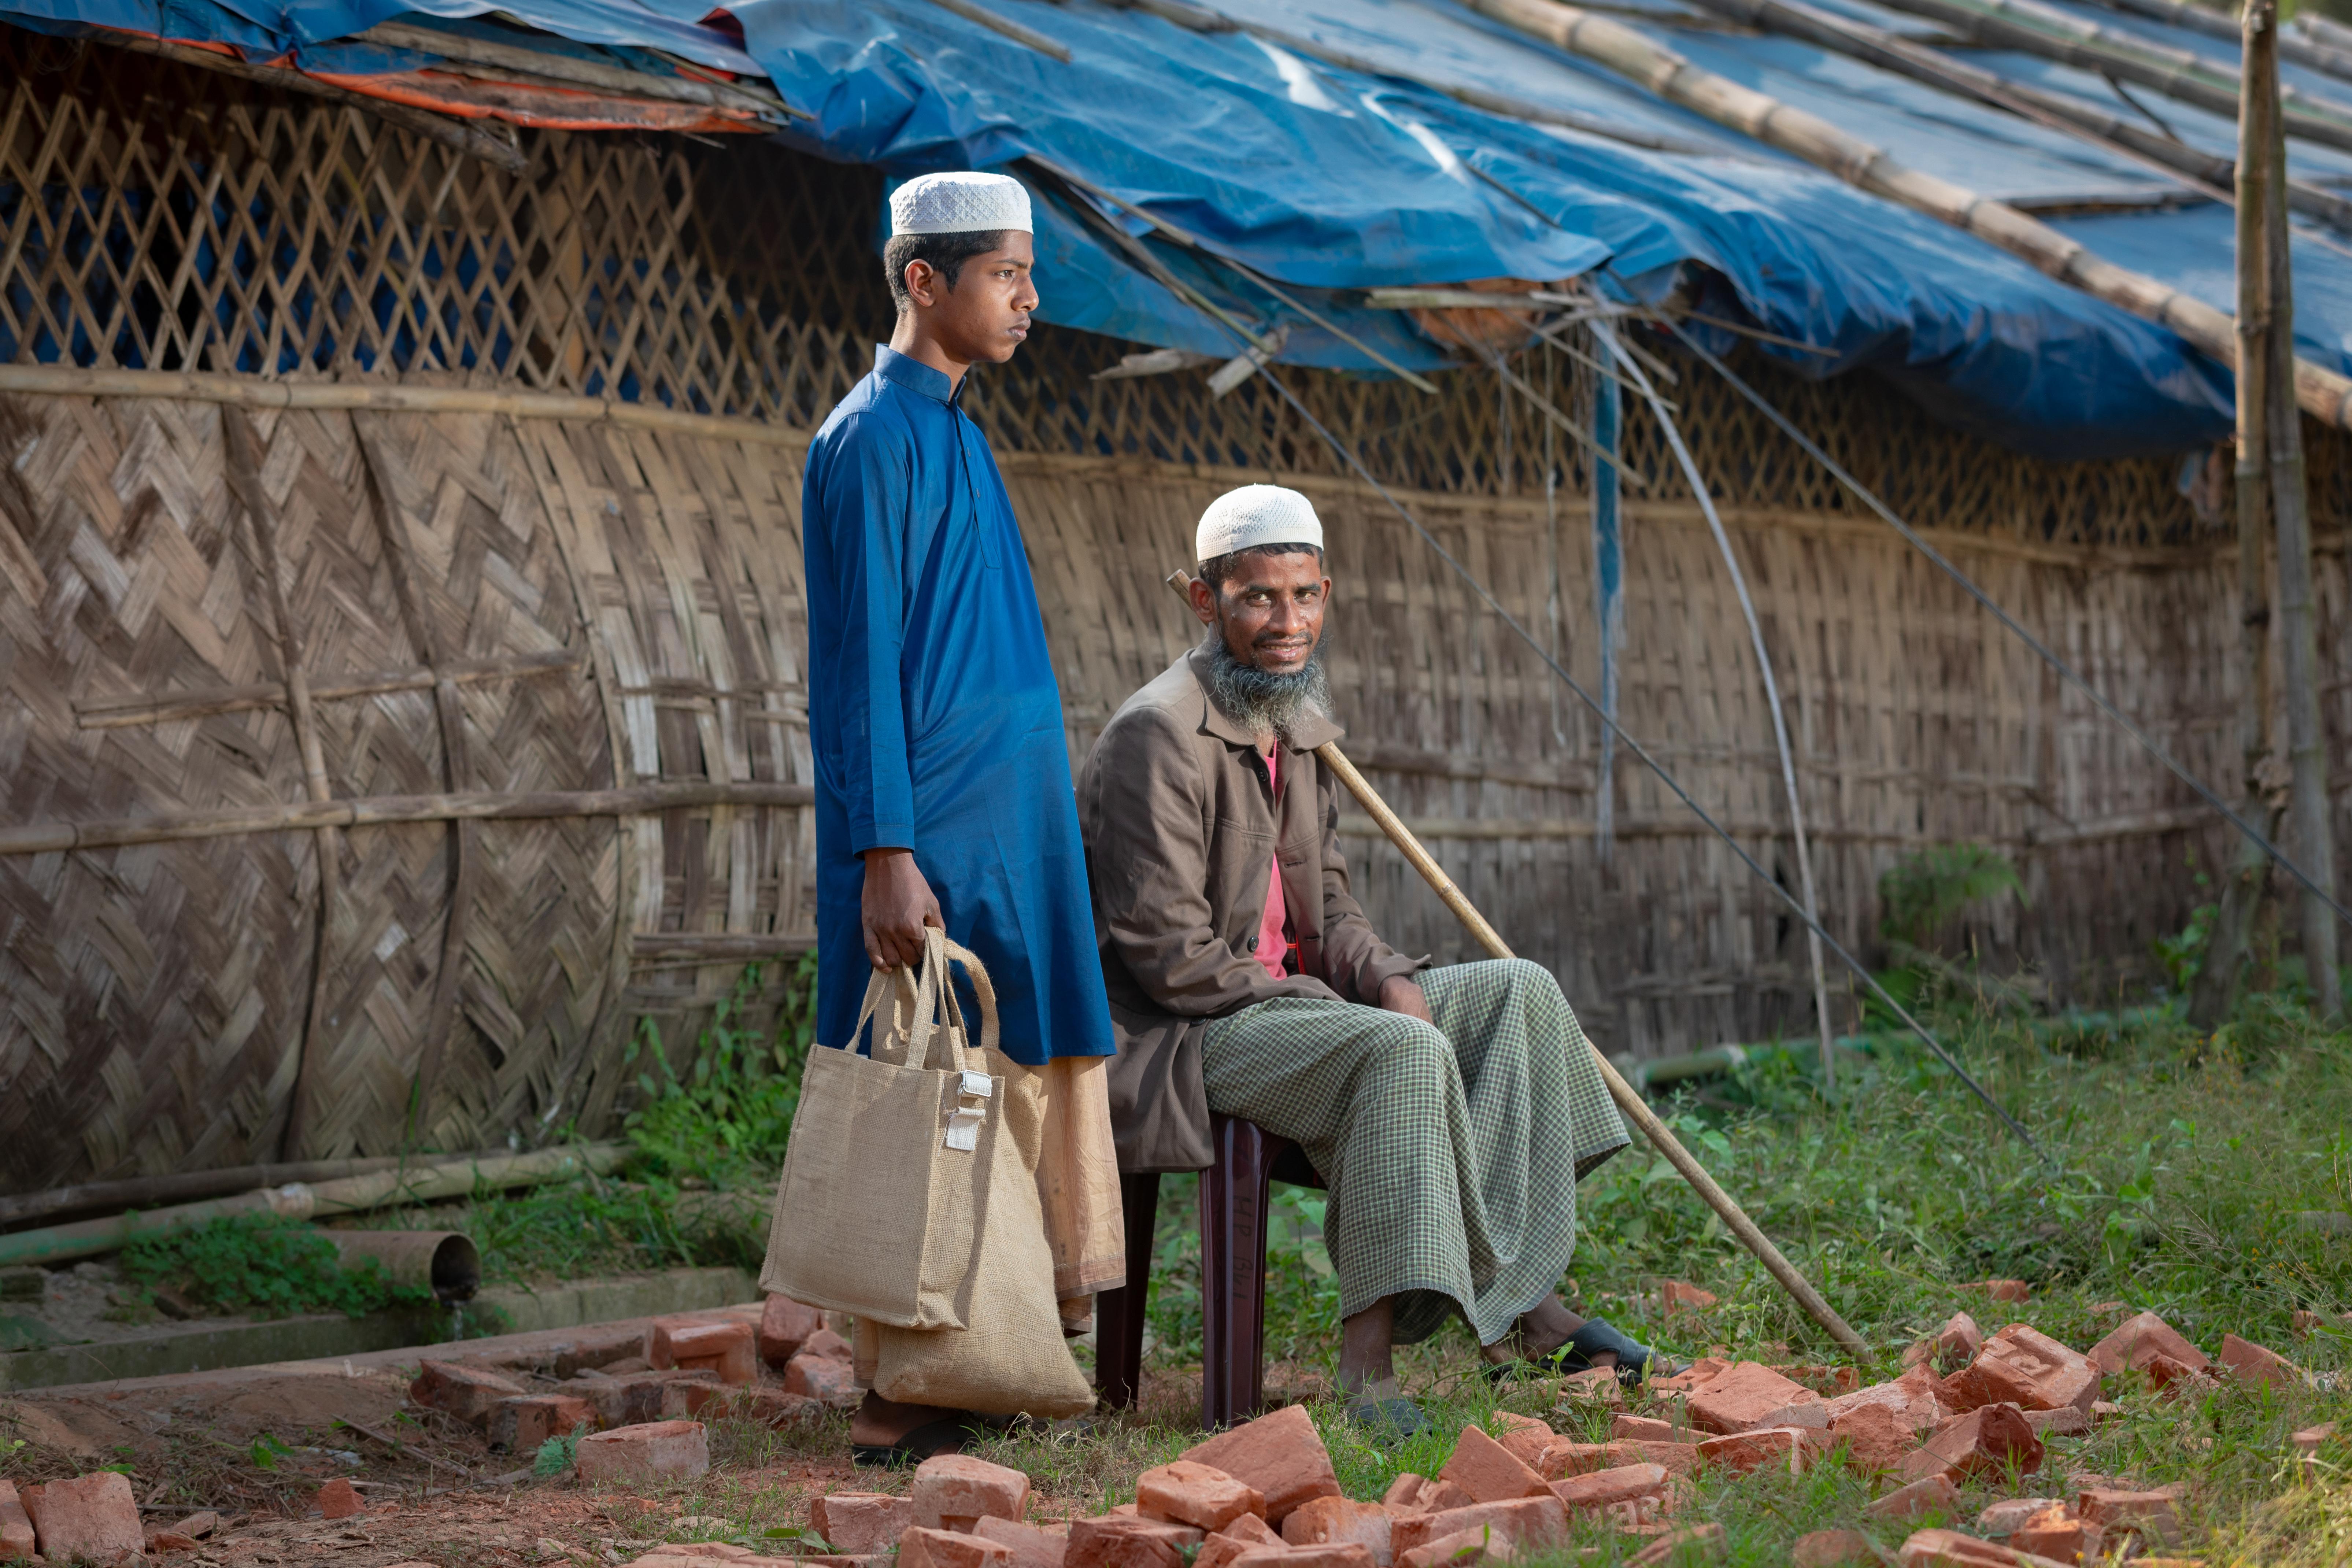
[624,952,820,1192]
[117,1213,437,1320]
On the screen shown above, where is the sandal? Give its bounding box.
[850,1413,976,1467]
[1343,1378,1427,1441]
[1493,1317,1677,1388]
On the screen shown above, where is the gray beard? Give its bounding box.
[1202,633,1332,744]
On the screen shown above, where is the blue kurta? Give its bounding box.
[803,345,1116,1065]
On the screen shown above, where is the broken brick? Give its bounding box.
[1610,1415,1686,1443]
[1398,1528,1511,1568]
[649,1319,758,1385]
[1867,1476,1960,1523]
[1181,1406,1343,1525]
[20,1471,143,1564]
[803,1326,855,1360]
[488,1394,596,1453]
[1893,1528,2030,1566]
[914,1454,1032,1531]
[1778,1366,1863,1398]
[902,1526,1016,1568]
[973,1517,1069,1568]
[1829,1402,1911,1476]
[1695,1427,1813,1476]
[1139,1461,1261,1532]
[574,1420,710,1484]
[315,1478,365,1520]
[409,1358,526,1425]
[1103,1509,1206,1545]
[1661,1281,1718,1314]
[786,1351,861,1406]
[1229,1547,1373,1568]
[738,1388,819,1428]
[1281,1497,1393,1567]
[1826,1365,1948,1438]
[2008,1505,2096,1561]
[813,1495,917,1555]
[759,1295,825,1369]
[2292,1421,2338,1455]
[1943,1325,2098,1417]
[1438,1426,1548,1503]
[1960,1280,2031,1303]
[1685,1362,1818,1435]
[1548,1464,1667,1513]
[0,1480,32,1562]
[1790,1530,1879,1568]
[572,1369,715,1428]
[1900,1405,2042,1485]
[1418,1482,1476,1513]
[1973,1499,2061,1536]
[1195,1513,1284,1568]
[2218,1332,2299,1389]
[1490,1415,1552,1471]
[1539,1441,1698,1480]
[2021,1406,2088,1437]
[1626,1524,1726,1567]
[1387,1497,1565,1560]
[1934,1313,1982,1368]
[2085,1310,2207,1377]
[1066,1519,1194,1568]
[1555,1367,1623,1406]
[2076,1488,2180,1542]
[1380,1477,1428,1511]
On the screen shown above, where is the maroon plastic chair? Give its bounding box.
[1094,1114,1324,1430]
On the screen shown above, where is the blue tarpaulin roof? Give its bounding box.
[18,0,2348,456]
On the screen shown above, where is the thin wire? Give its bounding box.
[1658,314,2352,934]
[1050,178,2048,1146]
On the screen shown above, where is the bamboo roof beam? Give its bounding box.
[1462,0,2352,427]
[1678,0,2352,230]
[1852,0,2352,152]
[2087,0,2352,86]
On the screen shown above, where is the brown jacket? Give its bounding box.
[1078,647,1426,1172]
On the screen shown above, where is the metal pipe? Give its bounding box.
[0,1144,625,1269]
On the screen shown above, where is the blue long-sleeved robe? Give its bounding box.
[802,345,1115,1065]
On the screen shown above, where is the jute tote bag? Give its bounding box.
[759,929,995,1328]
[867,948,1094,1417]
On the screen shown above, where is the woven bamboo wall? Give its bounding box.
[2,26,2341,1184]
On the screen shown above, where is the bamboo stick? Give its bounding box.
[2093,0,2352,82]
[0,782,815,858]
[2244,0,2344,1016]
[1164,571,1867,1357]
[1461,0,2352,430]
[926,0,1073,60]
[1677,0,2352,231]
[0,365,803,445]
[1316,741,1869,1358]
[1856,0,2352,149]
[74,648,585,728]
[355,22,801,118]
[99,33,529,171]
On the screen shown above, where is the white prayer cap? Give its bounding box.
[889,171,1033,237]
[1196,484,1324,564]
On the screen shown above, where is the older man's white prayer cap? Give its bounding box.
[1196,484,1324,563]
[889,171,1033,236]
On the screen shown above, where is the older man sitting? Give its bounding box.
[1077,484,1654,1431]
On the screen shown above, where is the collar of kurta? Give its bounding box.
[1183,643,1344,754]
[873,343,971,407]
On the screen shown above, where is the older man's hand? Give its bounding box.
[1378,974,1434,1024]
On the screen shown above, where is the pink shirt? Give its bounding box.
[1255,746,1288,981]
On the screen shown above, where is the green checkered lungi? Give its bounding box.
[1199,958,1627,1346]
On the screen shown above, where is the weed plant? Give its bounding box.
[117,1213,437,1319]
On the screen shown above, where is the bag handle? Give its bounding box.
[845,928,1001,1068]
[934,933,1000,1059]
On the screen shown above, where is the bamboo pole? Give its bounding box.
[2095,0,2352,82]
[355,21,801,118]
[1461,0,2352,431]
[0,365,803,445]
[0,781,816,858]
[1857,0,2352,150]
[1677,0,2352,232]
[1317,742,1869,1357]
[1165,572,1868,1358]
[100,33,528,172]
[2244,0,2344,1016]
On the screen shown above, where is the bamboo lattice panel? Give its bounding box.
[4,24,2345,1183]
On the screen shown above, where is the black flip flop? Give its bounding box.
[1344,1394,1428,1441]
[850,1414,976,1467]
[1493,1317,1677,1388]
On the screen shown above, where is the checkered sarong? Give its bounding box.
[1199,959,1627,1345]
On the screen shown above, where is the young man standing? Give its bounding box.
[801,172,1120,1460]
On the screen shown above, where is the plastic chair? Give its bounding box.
[1094,1113,1325,1430]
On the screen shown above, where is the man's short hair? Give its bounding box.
[883,229,1008,312]
[1198,543,1324,593]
